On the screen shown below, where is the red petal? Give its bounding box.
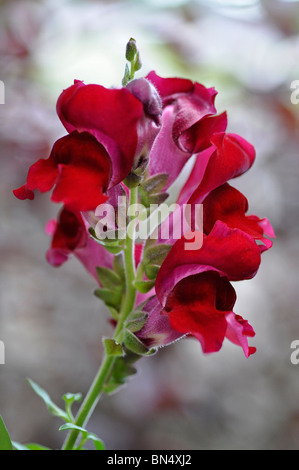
[188,132,256,204]
[165,272,235,354]
[156,221,261,306]
[56,81,144,185]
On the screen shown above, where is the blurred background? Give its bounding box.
[1,0,299,450]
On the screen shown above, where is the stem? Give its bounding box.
[61,187,138,450]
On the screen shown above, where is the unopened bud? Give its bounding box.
[126,38,138,62]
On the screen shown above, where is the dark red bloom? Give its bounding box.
[178,132,256,206]
[202,183,275,252]
[145,71,227,190]
[57,79,144,186]
[140,221,261,357]
[46,206,114,280]
[13,131,112,212]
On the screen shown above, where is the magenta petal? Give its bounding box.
[188,132,256,204]
[136,296,183,348]
[147,105,192,190]
[225,312,256,358]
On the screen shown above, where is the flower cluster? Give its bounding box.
[14,47,274,359]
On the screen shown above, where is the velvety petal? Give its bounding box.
[136,296,183,348]
[188,132,256,205]
[147,105,191,190]
[46,208,87,267]
[202,183,275,251]
[126,78,162,172]
[225,312,256,358]
[155,221,261,307]
[178,112,227,154]
[56,80,144,186]
[146,71,225,189]
[164,272,235,354]
[46,207,113,280]
[146,72,218,134]
[14,132,112,212]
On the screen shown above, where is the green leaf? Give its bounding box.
[59,423,105,450]
[59,423,87,435]
[133,280,155,294]
[123,329,150,356]
[62,392,82,422]
[103,356,138,395]
[0,416,13,450]
[26,378,69,422]
[13,441,50,450]
[86,434,105,451]
[103,338,124,357]
[144,244,172,265]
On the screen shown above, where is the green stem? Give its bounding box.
[61,187,138,451]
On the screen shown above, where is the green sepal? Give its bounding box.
[143,243,171,266]
[133,279,155,294]
[94,287,123,309]
[0,416,13,450]
[141,173,168,194]
[88,227,124,254]
[103,338,124,357]
[122,63,130,87]
[124,311,148,333]
[26,378,69,422]
[123,329,150,356]
[144,264,160,280]
[96,266,123,288]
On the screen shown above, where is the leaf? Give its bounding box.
[103,356,137,395]
[26,378,69,422]
[0,416,13,450]
[13,441,50,450]
[59,423,105,450]
[103,338,124,357]
[86,434,105,451]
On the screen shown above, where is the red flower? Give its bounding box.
[46,206,114,280]
[13,131,112,212]
[145,71,227,190]
[202,183,275,252]
[138,222,261,357]
[178,132,256,205]
[57,79,144,186]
